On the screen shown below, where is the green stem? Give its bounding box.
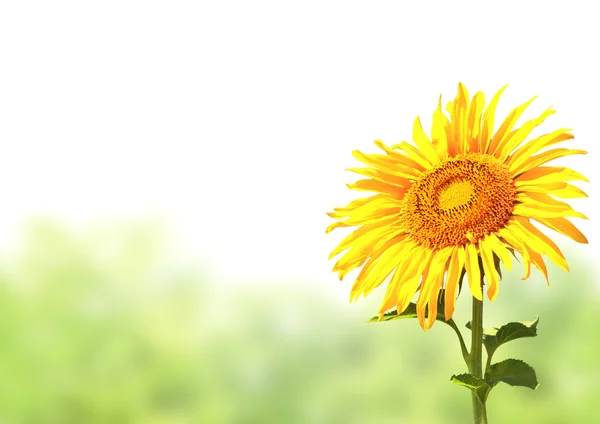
[485,349,492,374]
[470,284,488,424]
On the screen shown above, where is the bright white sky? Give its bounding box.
[0,1,598,285]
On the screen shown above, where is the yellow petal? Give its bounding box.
[548,184,588,199]
[514,166,588,185]
[511,148,587,177]
[347,167,411,187]
[412,117,440,165]
[498,225,532,279]
[480,85,507,154]
[466,91,485,153]
[479,237,499,301]
[351,150,422,180]
[508,129,574,172]
[431,95,450,159]
[444,247,464,320]
[326,220,350,234]
[487,95,537,155]
[496,107,555,162]
[513,217,568,272]
[378,242,422,314]
[499,225,550,284]
[332,246,370,279]
[350,234,406,300]
[378,271,403,317]
[420,271,446,330]
[329,216,403,259]
[450,83,470,154]
[485,232,513,273]
[334,227,405,278]
[513,203,587,220]
[359,239,414,298]
[523,244,549,284]
[516,192,587,216]
[350,234,402,281]
[517,182,588,199]
[395,248,434,315]
[328,199,400,223]
[532,217,588,244]
[464,243,482,300]
[330,194,386,215]
[374,140,427,171]
[393,141,434,170]
[347,179,409,197]
[416,246,453,310]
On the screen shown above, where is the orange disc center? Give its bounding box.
[399,153,517,249]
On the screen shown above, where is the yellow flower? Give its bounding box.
[327,83,588,330]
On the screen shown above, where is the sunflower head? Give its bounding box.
[327,83,588,330]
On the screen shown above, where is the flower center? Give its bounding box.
[437,179,475,210]
[399,153,517,249]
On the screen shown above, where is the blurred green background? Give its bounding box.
[2,1,599,423]
[0,220,597,423]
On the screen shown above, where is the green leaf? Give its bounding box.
[369,302,418,322]
[493,318,539,348]
[450,373,492,403]
[466,318,539,358]
[370,272,467,324]
[369,302,449,324]
[485,359,539,389]
[369,290,448,323]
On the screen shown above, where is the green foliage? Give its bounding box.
[450,374,491,403]
[467,318,539,358]
[369,302,449,323]
[0,220,598,423]
[369,302,419,321]
[369,290,453,328]
[487,319,538,356]
[485,359,539,390]
[0,221,205,423]
[463,317,539,400]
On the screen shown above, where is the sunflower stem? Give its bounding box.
[470,282,488,424]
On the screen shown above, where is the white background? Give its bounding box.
[0,1,598,285]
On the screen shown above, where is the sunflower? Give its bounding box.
[327,83,588,330]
